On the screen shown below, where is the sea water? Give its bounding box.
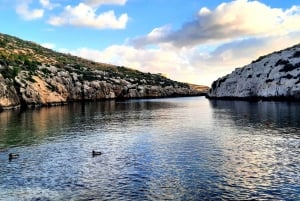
[0,97,299,200]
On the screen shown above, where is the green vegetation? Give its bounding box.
[275,59,289,66]
[1,66,20,79]
[252,55,268,63]
[0,32,189,88]
[40,67,51,75]
[293,51,300,58]
[0,33,117,72]
[252,43,300,64]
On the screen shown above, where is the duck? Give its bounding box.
[92,150,102,157]
[9,153,19,160]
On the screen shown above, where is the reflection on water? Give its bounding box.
[209,100,300,200]
[210,100,300,132]
[0,97,299,200]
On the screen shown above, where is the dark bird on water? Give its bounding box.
[92,150,102,157]
[9,153,19,161]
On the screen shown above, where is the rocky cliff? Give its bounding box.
[0,33,206,111]
[207,44,300,100]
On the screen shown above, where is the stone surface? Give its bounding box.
[207,44,300,100]
[0,74,20,109]
[0,65,206,110]
[0,32,208,110]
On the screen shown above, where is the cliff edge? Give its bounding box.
[207,44,300,100]
[0,33,207,111]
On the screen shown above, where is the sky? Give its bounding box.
[1,0,300,86]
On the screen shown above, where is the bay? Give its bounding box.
[0,97,299,200]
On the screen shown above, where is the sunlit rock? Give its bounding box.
[208,44,300,100]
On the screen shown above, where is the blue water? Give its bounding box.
[0,97,299,200]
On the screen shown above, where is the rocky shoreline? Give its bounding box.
[0,65,207,111]
[206,95,300,102]
[0,33,209,112]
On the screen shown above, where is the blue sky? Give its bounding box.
[1,0,300,86]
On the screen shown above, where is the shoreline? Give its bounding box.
[206,95,300,102]
[0,93,207,112]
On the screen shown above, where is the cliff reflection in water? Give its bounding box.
[209,100,300,135]
[0,100,177,148]
[0,97,299,200]
[208,99,300,200]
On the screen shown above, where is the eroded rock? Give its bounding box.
[208,44,300,100]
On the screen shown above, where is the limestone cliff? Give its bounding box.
[0,74,20,110]
[0,33,206,110]
[207,44,300,100]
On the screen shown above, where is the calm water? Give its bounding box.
[0,97,299,200]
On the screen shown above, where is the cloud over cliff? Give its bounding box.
[131,0,300,48]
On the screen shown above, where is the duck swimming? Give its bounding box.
[9,153,19,160]
[92,150,102,156]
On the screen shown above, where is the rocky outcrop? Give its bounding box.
[207,44,300,100]
[0,74,20,110]
[0,32,207,111]
[0,64,204,110]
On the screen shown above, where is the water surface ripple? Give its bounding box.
[0,97,299,200]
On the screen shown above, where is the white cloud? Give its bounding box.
[68,44,190,79]
[188,33,300,85]
[39,0,59,10]
[48,2,128,29]
[41,42,56,49]
[68,31,300,86]
[131,0,300,48]
[55,0,300,86]
[85,0,127,7]
[16,0,44,20]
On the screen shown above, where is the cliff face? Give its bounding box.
[12,64,201,108]
[207,44,300,100]
[0,33,206,110]
[0,74,20,110]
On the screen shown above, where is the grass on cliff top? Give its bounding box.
[0,33,115,71]
[0,33,189,87]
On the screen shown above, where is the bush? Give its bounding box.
[293,51,300,58]
[279,63,297,72]
[0,39,7,47]
[1,66,20,79]
[82,71,97,81]
[24,59,38,72]
[252,55,267,63]
[40,68,51,75]
[275,59,289,67]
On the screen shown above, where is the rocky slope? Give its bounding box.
[207,44,300,100]
[0,33,206,111]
